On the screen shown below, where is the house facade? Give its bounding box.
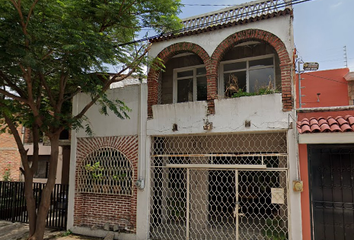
[68,0,303,239]
[297,68,354,240]
[23,128,70,184]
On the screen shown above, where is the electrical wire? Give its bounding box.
[303,72,347,85]
[182,4,237,7]
[118,0,314,47]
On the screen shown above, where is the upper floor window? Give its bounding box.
[173,65,207,103]
[220,54,275,98]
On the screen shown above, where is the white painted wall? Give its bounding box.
[68,84,148,238]
[149,15,293,59]
[74,84,141,137]
[147,93,290,135]
[288,126,303,240]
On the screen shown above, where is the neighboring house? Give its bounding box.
[297,68,354,239]
[0,125,70,184]
[296,68,351,108]
[0,126,22,181]
[68,0,302,240]
[23,128,71,184]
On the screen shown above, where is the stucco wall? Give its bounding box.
[74,84,143,138]
[147,93,291,136]
[69,84,146,238]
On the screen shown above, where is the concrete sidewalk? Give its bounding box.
[0,221,101,240]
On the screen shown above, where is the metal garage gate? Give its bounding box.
[150,133,289,240]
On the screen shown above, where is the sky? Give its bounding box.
[159,0,354,72]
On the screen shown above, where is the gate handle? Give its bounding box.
[233,208,245,218]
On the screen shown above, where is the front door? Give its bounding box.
[309,145,354,240]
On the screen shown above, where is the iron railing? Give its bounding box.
[0,181,68,230]
[180,0,293,33]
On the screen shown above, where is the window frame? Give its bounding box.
[218,54,275,97]
[173,64,207,103]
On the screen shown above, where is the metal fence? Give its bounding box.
[0,181,68,230]
[150,132,289,240]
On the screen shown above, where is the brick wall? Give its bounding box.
[74,136,138,231]
[0,126,22,181]
[147,29,293,117]
[23,127,32,144]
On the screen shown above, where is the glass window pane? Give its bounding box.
[224,62,246,72]
[249,58,273,68]
[224,71,246,97]
[197,76,207,101]
[197,67,206,75]
[249,67,275,93]
[177,70,193,78]
[177,78,193,102]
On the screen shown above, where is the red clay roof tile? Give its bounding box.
[310,124,321,132]
[336,116,348,126]
[347,115,354,125]
[341,123,352,132]
[318,118,327,126]
[297,115,354,134]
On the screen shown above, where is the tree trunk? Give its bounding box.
[28,134,60,240]
[24,165,37,237]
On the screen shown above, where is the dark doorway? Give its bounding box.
[309,145,354,240]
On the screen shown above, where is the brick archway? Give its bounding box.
[74,136,138,229]
[211,29,293,111]
[147,42,211,117]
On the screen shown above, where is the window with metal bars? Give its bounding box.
[77,147,133,196]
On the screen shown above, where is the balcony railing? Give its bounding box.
[180,0,293,32]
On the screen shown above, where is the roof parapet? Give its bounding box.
[180,0,293,32]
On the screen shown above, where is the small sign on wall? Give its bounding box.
[271,188,284,204]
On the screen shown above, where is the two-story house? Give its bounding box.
[68,1,302,239]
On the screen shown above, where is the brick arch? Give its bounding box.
[76,136,138,165]
[147,42,211,117]
[211,29,293,111]
[74,136,138,229]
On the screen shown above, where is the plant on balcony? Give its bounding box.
[225,75,279,98]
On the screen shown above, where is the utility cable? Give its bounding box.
[303,72,348,85]
[118,0,314,47]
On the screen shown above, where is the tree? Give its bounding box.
[0,1,181,239]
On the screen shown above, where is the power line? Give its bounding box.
[303,72,347,85]
[318,58,345,63]
[118,0,313,47]
[182,4,237,7]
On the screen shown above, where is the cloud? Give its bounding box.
[331,2,342,8]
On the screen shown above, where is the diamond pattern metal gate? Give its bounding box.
[150,133,289,240]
